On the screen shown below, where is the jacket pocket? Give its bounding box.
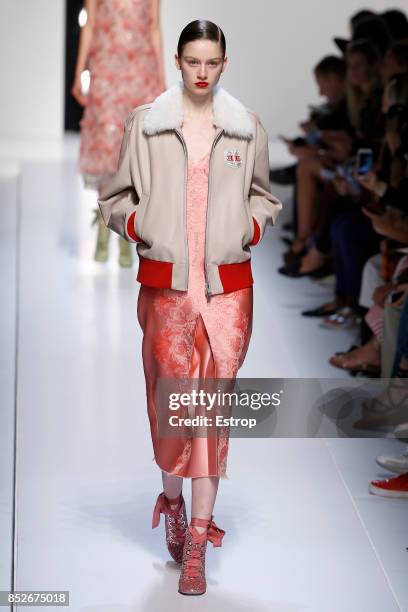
[135,193,150,244]
[248,216,261,245]
[243,198,255,246]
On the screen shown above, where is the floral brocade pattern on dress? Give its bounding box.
[137,154,253,478]
[147,154,252,380]
[78,0,165,187]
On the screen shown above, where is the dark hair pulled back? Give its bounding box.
[177,19,226,58]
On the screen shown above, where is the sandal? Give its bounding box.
[320,307,361,330]
[353,369,408,430]
[334,344,360,356]
[283,237,308,263]
[329,339,381,375]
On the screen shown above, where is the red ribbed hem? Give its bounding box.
[137,254,173,288]
[218,259,254,292]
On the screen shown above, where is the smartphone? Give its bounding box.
[356,148,373,175]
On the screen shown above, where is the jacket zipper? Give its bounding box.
[205,129,223,300]
[175,129,189,291]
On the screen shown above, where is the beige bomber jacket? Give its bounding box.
[97,80,283,297]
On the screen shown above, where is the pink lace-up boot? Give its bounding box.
[152,492,188,563]
[178,515,225,596]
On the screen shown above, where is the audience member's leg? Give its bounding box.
[333,209,381,309]
[382,302,405,377]
[330,211,353,306]
[390,296,408,377]
[299,188,351,274]
[293,157,323,253]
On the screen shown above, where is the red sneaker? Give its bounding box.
[369,473,408,498]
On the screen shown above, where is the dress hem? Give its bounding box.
[151,456,228,479]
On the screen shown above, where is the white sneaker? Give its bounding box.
[376,447,408,474]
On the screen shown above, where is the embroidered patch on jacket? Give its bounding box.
[224,149,242,168]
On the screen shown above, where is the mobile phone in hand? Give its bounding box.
[356,148,373,175]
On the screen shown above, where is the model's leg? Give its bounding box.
[118,236,133,267]
[178,474,223,596]
[94,180,111,261]
[162,470,183,504]
[151,470,187,564]
[191,476,219,533]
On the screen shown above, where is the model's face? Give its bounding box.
[175,39,227,96]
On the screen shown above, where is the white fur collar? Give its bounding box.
[142,80,254,140]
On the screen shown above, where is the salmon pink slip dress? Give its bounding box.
[137,151,253,478]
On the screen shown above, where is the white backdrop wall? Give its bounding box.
[0,0,406,140]
[0,0,65,140]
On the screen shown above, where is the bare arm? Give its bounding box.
[150,0,166,88]
[71,0,97,106]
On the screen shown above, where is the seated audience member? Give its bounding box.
[382,40,408,83]
[327,73,408,367]
[334,13,392,57]
[333,9,377,55]
[278,56,351,268]
[380,9,408,42]
[280,40,383,285]
[270,55,350,230]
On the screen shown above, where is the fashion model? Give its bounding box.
[72,0,165,266]
[98,19,282,596]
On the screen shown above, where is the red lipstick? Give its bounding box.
[195,82,209,88]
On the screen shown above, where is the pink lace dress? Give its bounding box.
[78,0,165,189]
[137,153,253,478]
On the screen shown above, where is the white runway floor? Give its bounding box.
[0,135,407,611]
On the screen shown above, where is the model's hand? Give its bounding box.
[71,74,88,107]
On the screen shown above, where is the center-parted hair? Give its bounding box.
[177,20,226,58]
